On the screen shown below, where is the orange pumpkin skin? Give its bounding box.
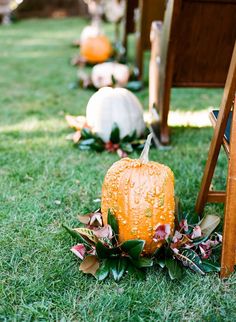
[80,35,112,64]
[101,158,175,254]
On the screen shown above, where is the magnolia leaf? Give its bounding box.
[79,255,99,276]
[201,260,221,273]
[77,215,90,225]
[74,228,98,245]
[81,128,93,139]
[175,249,205,275]
[110,123,120,144]
[199,215,220,237]
[120,143,133,153]
[95,259,110,281]
[131,257,153,268]
[121,130,137,143]
[156,258,166,268]
[125,80,143,92]
[109,258,128,282]
[96,241,121,259]
[165,258,183,280]
[107,210,119,236]
[79,138,96,146]
[121,240,145,259]
[127,263,145,280]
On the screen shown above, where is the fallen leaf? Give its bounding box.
[79,255,99,276]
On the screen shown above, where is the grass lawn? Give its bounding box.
[0,17,235,321]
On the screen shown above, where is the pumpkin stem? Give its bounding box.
[140,133,153,163]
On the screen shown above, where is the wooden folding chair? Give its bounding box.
[149,0,236,144]
[195,43,236,278]
[122,0,165,78]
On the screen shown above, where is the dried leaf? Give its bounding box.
[79,255,99,276]
[199,215,220,237]
[71,244,86,260]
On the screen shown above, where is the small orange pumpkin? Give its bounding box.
[101,134,175,254]
[80,35,112,64]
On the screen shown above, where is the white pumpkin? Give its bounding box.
[86,87,145,142]
[80,24,101,45]
[103,0,125,23]
[91,62,130,89]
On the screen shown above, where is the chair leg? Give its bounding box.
[221,102,236,278]
[158,76,171,145]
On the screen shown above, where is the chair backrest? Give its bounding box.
[139,0,166,50]
[163,0,236,87]
[124,0,165,49]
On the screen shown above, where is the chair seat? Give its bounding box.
[212,110,232,143]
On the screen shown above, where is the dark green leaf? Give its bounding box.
[81,128,93,139]
[121,240,145,259]
[125,81,143,92]
[109,258,128,282]
[79,138,95,146]
[131,257,153,268]
[90,142,105,152]
[107,209,119,236]
[201,260,220,273]
[175,249,205,275]
[120,143,133,153]
[156,258,166,268]
[110,123,120,144]
[96,259,110,281]
[127,262,145,280]
[121,130,137,143]
[165,258,183,280]
[96,241,121,259]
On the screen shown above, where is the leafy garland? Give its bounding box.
[63,201,222,281]
[66,115,149,157]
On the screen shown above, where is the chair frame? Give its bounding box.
[149,0,236,144]
[195,43,236,278]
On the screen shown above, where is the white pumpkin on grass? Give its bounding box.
[91,62,130,88]
[80,24,101,45]
[86,87,145,142]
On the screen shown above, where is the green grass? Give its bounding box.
[0,17,235,321]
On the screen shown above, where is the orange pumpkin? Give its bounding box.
[101,134,175,254]
[80,35,112,64]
